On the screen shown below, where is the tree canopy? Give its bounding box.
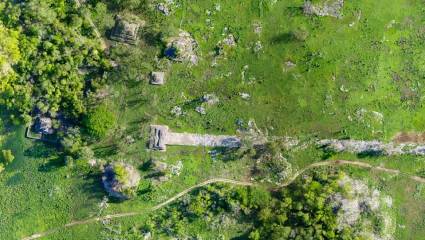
[0,0,110,123]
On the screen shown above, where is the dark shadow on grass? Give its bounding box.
[270,32,295,44]
[141,29,164,47]
[80,171,107,202]
[38,156,65,172]
[24,142,57,158]
[231,231,251,240]
[93,144,118,158]
[5,172,24,186]
[356,150,384,158]
[210,146,244,162]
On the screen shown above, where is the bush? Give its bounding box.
[1,149,14,165]
[83,104,116,138]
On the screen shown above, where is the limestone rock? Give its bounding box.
[202,94,219,105]
[304,0,344,18]
[195,106,206,115]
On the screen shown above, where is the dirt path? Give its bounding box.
[21,160,425,240]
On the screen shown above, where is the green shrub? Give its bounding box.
[83,105,116,138]
[1,149,14,165]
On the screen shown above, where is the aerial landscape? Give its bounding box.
[1,0,425,239]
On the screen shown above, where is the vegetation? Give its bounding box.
[0,0,424,239]
[1,149,14,165]
[0,0,110,123]
[144,170,393,239]
[83,104,116,138]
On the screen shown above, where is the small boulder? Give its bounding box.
[171,106,183,116]
[195,106,206,115]
[202,94,219,105]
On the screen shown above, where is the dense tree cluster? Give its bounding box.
[145,171,375,239]
[248,172,350,240]
[0,0,110,123]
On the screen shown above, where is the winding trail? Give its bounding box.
[21,160,425,240]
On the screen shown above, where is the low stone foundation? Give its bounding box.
[149,125,241,151]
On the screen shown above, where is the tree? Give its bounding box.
[1,149,14,165]
[0,23,20,71]
[83,104,116,138]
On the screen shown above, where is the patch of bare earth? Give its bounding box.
[393,132,425,144]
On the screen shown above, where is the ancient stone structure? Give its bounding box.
[150,71,165,85]
[318,139,425,156]
[165,30,198,65]
[149,125,241,151]
[102,162,141,200]
[110,15,142,44]
[149,125,168,151]
[34,116,54,135]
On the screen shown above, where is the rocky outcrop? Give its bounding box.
[304,0,344,18]
[318,139,425,156]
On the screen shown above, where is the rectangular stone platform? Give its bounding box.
[149,125,241,151]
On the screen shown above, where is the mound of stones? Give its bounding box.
[318,139,425,156]
[102,162,140,200]
[165,30,198,65]
[304,0,344,18]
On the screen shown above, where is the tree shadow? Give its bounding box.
[270,32,295,44]
[5,172,24,186]
[38,156,65,172]
[80,171,107,202]
[357,150,384,158]
[141,29,164,47]
[209,146,245,162]
[93,144,118,158]
[24,142,57,158]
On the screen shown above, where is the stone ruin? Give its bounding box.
[149,125,241,151]
[304,0,344,18]
[34,116,54,135]
[102,162,141,200]
[110,15,144,44]
[149,125,168,151]
[318,139,425,156]
[150,71,165,85]
[165,30,198,65]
